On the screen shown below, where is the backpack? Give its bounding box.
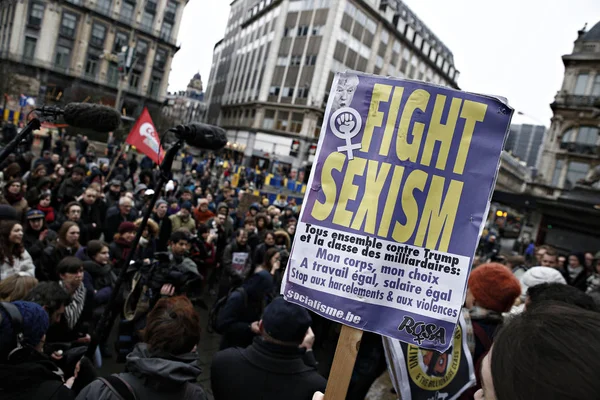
[207,287,247,334]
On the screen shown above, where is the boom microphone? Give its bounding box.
[37,103,122,132]
[172,123,228,151]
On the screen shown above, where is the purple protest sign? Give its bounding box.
[282,72,512,352]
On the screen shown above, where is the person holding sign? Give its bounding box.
[219,229,252,297]
[281,71,514,399]
[211,297,326,400]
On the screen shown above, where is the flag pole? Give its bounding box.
[106,144,128,182]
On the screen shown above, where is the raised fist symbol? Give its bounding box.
[337,112,356,134]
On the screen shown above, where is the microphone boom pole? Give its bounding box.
[0,118,41,166]
[85,137,185,360]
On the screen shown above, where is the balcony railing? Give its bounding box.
[559,141,600,156]
[554,94,600,108]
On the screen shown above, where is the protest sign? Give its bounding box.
[232,252,249,274]
[383,313,476,400]
[281,71,512,354]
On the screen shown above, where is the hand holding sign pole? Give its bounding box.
[282,72,513,399]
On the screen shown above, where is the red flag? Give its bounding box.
[125,107,165,164]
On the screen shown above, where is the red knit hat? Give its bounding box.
[468,263,521,313]
[118,221,137,234]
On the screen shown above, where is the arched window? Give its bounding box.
[560,126,599,154]
[561,127,576,143]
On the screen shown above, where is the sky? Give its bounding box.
[169,0,600,126]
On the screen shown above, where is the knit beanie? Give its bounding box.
[118,221,137,234]
[468,263,521,313]
[0,205,18,221]
[155,199,168,208]
[0,301,49,356]
[520,266,567,301]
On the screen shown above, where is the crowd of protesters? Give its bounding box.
[0,131,600,400]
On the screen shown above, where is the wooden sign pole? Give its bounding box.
[323,325,364,400]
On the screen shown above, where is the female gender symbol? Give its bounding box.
[329,107,363,160]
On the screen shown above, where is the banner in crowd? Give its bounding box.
[281,71,512,351]
[383,313,476,400]
[125,107,164,164]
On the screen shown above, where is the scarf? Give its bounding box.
[5,191,23,204]
[36,205,55,223]
[568,265,584,281]
[61,281,86,330]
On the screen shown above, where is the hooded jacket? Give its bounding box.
[75,343,206,400]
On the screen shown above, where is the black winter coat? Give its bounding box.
[151,213,173,252]
[38,245,79,281]
[0,359,75,400]
[562,268,589,292]
[211,337,326,400]
[80,202,104,241]
[216,270,273,350]
[57,178,85,204]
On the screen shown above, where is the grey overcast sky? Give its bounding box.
[169,0,600,126]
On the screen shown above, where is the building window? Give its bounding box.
[305,55,317,66]
[565,161,589,189]
[28,3,44,27]
[84,55,98,77]
[276,111,289,130]
[54,45,71,69]
[312,25,323,35]
[276,56,287,66]
[592,75,600,96]
[90,24,106,47]
[154,48,167,70]
[23,37,37,60]
[121,2,134,22]
[297,87,309,98]
[60,13,77,38]
[282,87,294,97]
[381,29,389,45]
[107,62,119,86]
[97,0,112,14]
[141,11,154,31]
[148,76,161,97]
[164,0,177,21]
[297,25,309,36]
[129,72,140,89]
[574,73,589,95]
[113,32,128,53]
[269,86,280,96]
[578,126,599,145]
[551,159,564,187]
[283,27,295,37]
[290,55,302,66]
[263,109,275,129]
[290,112,303,133]
[160,21,173,41]
[136,40,148,63]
